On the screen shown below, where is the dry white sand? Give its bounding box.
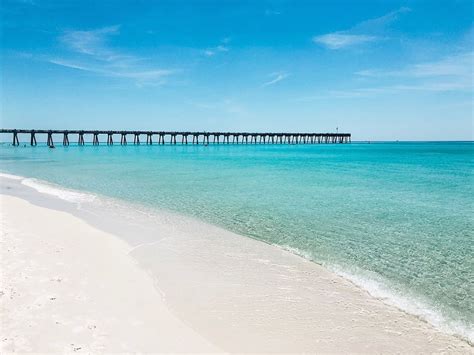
[0,195,219,353]
[0,193,472,353]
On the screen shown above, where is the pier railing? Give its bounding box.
[0,129,351,147]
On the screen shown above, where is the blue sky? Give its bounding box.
[1,0,473,140]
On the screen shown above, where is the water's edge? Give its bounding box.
[0,172,472,345]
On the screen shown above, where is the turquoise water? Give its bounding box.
[1,141,473,339]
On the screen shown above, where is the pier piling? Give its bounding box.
[78,131,85,146]
[30,131,37,146]
[12,130,19,146]
[133,133,140,145]
[47,131,54,148]
[93,132,99,145]
[63,131,70,146]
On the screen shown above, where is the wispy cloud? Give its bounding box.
[48,25,175,85]
[60,25,120,58]
[48,59,97,72]
[355,51,473,94]
[313,34,377,50]
[204,45,229,57]
[296,51,473,101]
[297,83,470,101]
[203,38,231,57]
[356,52,473,78]
[265,9,281,16]
[313,7,410,49]
[262,72,289,87]
[353,7,411,32]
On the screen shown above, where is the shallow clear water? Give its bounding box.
[1,141,473,338]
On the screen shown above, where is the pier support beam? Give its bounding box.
[12,130,19,146]
[133,133,140,145]
[92,132,100,145]
[159,133,165,145]
[63,132,69,146]
[78,132,85,146]
[146,133,153,145]
[30,131,37,146]
[47,131,54,148]
[107,133,114,145]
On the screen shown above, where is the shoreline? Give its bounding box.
[0,173,472,352]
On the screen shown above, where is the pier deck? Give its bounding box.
[1,129,351,147]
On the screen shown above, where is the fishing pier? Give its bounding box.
[1,129,351,147]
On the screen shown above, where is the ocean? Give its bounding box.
[0,141,472,341]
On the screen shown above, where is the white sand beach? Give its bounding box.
[0,195,219,353]
[0,189,472,353]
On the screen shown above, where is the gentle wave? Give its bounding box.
[21,178,97,203]
[276,244,473,344]
[0,172,24,180]
[332,268,473,344]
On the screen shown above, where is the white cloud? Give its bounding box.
[60,25,120,58]
[262,72,289,87]
[356,52,473,78]
[49,25,175,85]
[296,80,471,102]
[203,39,231,56]
[404,52,473,77]
[353,7,410,32]
[313,33,378,49]
[295,51,473,101]
[265,9,281,16]
[313,7,410,50]
[204,45,229,56]
[48,59,100,73]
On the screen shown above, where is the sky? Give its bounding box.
[1,0,473,141]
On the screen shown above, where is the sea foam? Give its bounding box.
[330,266,473,343]
[21,178,96,203]
[0,172,24,180]
[275,243,473,344]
